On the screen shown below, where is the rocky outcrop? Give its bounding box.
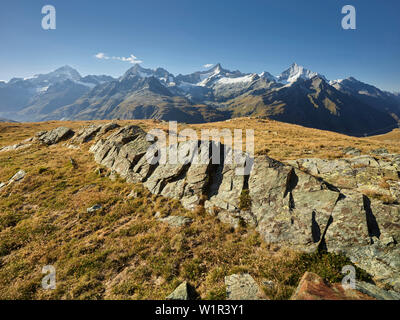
[0,137,33,153]
[86,125,400,292]
[0,142,31,153]
[225,273,266,300]
[287,155,400,194]
[36,127,75,145]
[70,123,120,144]
[16,124,400,294]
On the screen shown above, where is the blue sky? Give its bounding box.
[0,0,399,91]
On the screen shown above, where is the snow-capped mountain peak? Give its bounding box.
[196,63,245,87]
[278,62,326,84]
[259,71,277,82]
[47,65,82,82]
[119,65,175,85]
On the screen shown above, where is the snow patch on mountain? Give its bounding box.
[217,74,257,85]
[259,71,277,82]
[278,63,327,84]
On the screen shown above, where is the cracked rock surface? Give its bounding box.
[22,124,400,293]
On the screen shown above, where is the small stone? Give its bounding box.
[109,170,118,181]
[262,280,276,290]
[67,144,80,150]
[381,236,396,247]
[159,216,193,228]
[225,273,266,300]
[10,170,26,182]
[166,282,197,300]
[87,204,102,213]
[127,190,138,199]
[154,212,161,219]
[0,182,5,190]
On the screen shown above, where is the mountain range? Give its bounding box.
[1,63,399,136]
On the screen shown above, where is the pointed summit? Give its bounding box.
[31,65,82,83]
[120,65,175,85]
[259,71,277,82]
[278,63,326,84]
[206,63,224,74]
[212,63,222,69]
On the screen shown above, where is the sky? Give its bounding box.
[0,0,399,91]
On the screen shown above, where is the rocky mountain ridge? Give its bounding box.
[1,64,399,136]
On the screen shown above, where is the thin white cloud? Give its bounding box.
[95,53,143,64]
[95,52,109,60]
[203,64,214,68]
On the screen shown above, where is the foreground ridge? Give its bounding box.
[2,123,400,295]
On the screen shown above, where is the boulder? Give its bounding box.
[71,124,102,144]
[290,272,374,300]
[37,127,74,145]
[225,273,266,300]
[89,125,152,182]
[158,216,193,228]
[166,282,197,300]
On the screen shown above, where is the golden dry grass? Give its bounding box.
[0,118,389,300]
[365,128,400,144]
[2,118,398,161]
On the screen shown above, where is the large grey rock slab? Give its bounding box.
[72,123,119,145]
[90,125,152,180]
[36,127,74,145]
[346,242,400,292]
[356,281,400,300]
[251,157,339,249]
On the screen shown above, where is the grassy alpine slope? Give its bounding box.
[0,118,396,300]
